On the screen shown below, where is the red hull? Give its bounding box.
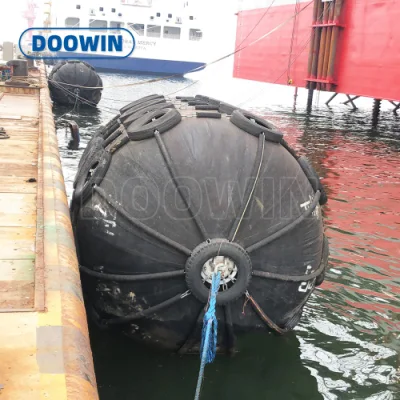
[234,0,400,102]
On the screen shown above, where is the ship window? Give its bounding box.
[156,12,160,17]
[110,21,125,31]
[150,16,154,20]
[76,4,80,9]
[147,24,161,38]
[189,16,194,20]
[111,8,116,12]
[89,19,107,30]
[118,13,122,17]
[65,17,80,27]
[128,23,145,36]
[163,26,180,40]
[189,28,202,41]
[99,7,104,11]
[168,13,172,18]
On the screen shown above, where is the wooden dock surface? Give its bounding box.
[0,64,98,399]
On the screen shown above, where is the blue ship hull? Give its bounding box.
[56,52,206,75]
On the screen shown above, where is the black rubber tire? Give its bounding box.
[195,105,219,111]
[185,240,252,305]
[177,96,195,102]
[120,94,164,114]
[120,98,167,123]
[91,125,107,141]
[195,95,220,105]
[103,119,121,141]
[77,136,104,173]
[280,138,299,160]
[196,112,222,119]
[73,150,111,204]
[122,102,175,127]
[230,110,283,143]
[105,115,121,130]
[188,101,209,106]
[103,127,123,148]
[126,108,182,140]
[298,156,328,205]
[219,102,238,115]
[315,235,330,286]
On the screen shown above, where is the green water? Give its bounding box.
[55,66,400,400]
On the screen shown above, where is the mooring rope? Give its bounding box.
[194,271,221,400]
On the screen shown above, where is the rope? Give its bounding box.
[104,290,191,326]
[246,191,321,253]
[229,133,265,242]
[79,264,185,281]
[245,291,289,334]
[194,271,221,400]
[154,130,209,241]
[94,186,192,256]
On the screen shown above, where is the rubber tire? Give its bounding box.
[195,105,219,111]
[120,94,164,114]
[126,108,182,140]
[77,136,104,173]
[298,156,328,205]
[103,120,121,141]
[73,150,111,204]
[196,112,221,119]
[280,138,299,160]
[122,102,175,127]
[185,240,252,305]
[103,127,123,148]
[315,235,330,286]
[230,110,283,143]
[194,95,220,105]
[219,102,238,115]
[120,98,167,122]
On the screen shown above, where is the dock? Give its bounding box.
[0,63,98,399]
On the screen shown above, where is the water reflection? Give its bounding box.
[55,70,400,399]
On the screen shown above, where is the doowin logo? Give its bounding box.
[19,27,136,59]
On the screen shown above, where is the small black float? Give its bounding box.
[48,60,103,106]
[71,94,329,353]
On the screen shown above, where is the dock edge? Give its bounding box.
[38,62,99,399]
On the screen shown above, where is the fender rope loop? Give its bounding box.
[194,271,221,400]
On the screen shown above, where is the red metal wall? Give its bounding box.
[234,0,400,102]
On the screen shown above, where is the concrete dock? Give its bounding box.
[0,63,98,399]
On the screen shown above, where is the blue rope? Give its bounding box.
[194,271,221,400]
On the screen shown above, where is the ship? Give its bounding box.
[48,0,207,75]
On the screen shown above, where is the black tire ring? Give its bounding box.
[315,235,330,286]
[76,136,105,178]
[230,110,283,143]
[185,240,252,305]
[119,98,167,123]
[122,102,175,127]
[103,127,124,148]
[298,156,328,205]
[73,150,111,204]
[102,119,121,141]
[280,138,299,160]
[126,108,182,140]
[219,102,238,115]
[194,95,220,105]
[120,94,165,114]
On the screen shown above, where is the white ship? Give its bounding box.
[48,0,207,75]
